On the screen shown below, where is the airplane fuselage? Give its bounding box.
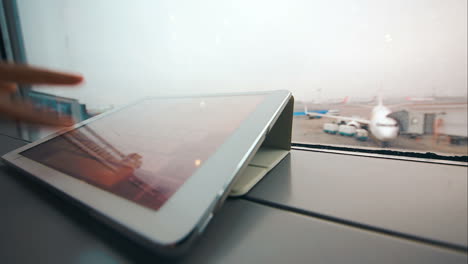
[369,105,399,142]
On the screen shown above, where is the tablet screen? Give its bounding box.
[21,95,265,210]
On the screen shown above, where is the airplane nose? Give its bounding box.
[380,127,399,141]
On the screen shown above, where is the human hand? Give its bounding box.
[0,63,83,126]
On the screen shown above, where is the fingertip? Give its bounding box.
[66,74,84,85]
[75,74,84,83]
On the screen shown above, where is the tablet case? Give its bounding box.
[229,96,294,197]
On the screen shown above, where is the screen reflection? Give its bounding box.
[22,96,265,210]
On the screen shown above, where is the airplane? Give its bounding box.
[307,95,400,145]
[302,104,340,119]
[300,96,348,119]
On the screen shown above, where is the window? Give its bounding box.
[13,0,468,158]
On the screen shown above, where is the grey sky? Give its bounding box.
[18,0,467,109]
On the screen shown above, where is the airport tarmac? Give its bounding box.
[292,102,468,156]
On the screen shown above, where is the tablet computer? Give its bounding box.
[2,90,292,255]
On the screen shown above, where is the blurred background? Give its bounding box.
[10,0,468,155]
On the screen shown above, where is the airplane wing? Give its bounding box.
[308,113,371,125]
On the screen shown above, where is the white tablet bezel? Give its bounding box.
[2,90,292,250]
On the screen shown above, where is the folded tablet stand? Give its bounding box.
[229,96,294,197]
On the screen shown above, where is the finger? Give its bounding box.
[0,63,83,85]
[0,81,17,94]
[0,98,74,127]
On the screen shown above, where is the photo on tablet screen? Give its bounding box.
[21,95,265,210]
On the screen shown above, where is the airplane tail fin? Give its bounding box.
[377,93,383,106]
[303,101,308,114]
[342,96,349,104]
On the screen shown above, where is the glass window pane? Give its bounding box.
[16,0,467,156]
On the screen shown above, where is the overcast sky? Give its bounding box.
[18,0,467,108]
